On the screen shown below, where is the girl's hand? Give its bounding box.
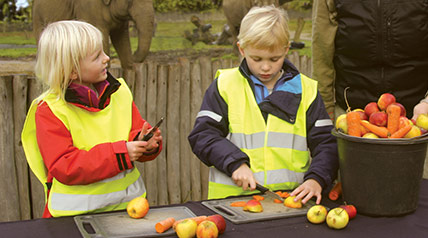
[137,121,162,151]
[290,179,322,204]
[127,122,162,161]
[231,163,257,191]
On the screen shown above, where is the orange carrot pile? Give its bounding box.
[387,104,400,134]
[329,182,342,201]
[360,120,389,138]
[155,217,175,233]
[390,124,412,139]
[347,111,361,137]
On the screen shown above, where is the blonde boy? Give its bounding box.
[189,5,338,204]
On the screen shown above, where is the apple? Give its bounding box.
[326,207,349,230]
[399,116,412,129]
[416,113,428,130]
[206,215,226,234]
[353,109,368,120]
[404,125,422,138]
[306,205,328,224]
[243,200,263,213]
[175,218,198,238]
[196,220,219,238]
[283,196,303,209]
[340,205,357,220]
[369,111,388,127]
[362,132,379,139]
[364,102,380,118]
[335,114,348,134]
[377,93,396,111]
[391,102,406,117]
[126,197,149,219]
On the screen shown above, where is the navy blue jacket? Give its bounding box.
[188,59,339,189]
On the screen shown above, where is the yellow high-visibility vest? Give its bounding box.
[208,68,318,199]
[21,78,146,217]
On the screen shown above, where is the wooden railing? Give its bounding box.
[0,50,311,222]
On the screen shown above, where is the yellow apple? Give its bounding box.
[404,125,422,138]
[335,114,348,134]
[306,205,328,224]
[362,132,379,139]
[126,197,149,219]
[283,196,303,208]
[175,218,198,238]
[326,207,349,229]
[416,113,428,130]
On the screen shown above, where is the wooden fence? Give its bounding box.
[0,50,311,222]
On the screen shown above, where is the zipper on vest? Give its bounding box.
[377,0,385,90]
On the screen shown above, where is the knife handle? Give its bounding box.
[255,183,268,193]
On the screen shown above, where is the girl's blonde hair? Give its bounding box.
[237,5,290,51]
[35,20,103,99]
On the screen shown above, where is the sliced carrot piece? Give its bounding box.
[280,191,290,198]
[155,217,175,233]
[230,201,247,207]
[273,199,283,203]
[252,195,265,201]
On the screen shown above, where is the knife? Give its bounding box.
[255,184,284,202]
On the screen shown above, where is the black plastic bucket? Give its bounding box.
[332,129,428,216]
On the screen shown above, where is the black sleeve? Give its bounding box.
[188,79,249,176]
[304,92,339,189]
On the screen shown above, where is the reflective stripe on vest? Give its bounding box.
[21,78,146,217]
[207,68,317,199]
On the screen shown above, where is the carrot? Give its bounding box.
[274,199,283,203]
[280,191,290,198]
[346,111,361,137]
[252,195,265,201]
[230,201,247,207]
[387,104,401,134]
[155,217,175,233]
[360,120,389,138]
[390,124,412,139]
[173,216,207,230]
[328,182,342,201]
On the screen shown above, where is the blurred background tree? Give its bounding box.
[153,0,219,13]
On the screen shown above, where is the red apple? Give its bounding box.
[206,215,226,234]
[391,102,406,117]
[369,111,388,127]
[377,93,396,111]
[364,102,380,118]
[340,205,357,220]
[353,109,368,120]
[196,220,218,238]
[126,197,149,219]
[243,200,263,213]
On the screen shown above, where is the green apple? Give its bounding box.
[416,113,428,130]
[326,207,349,229]
[306,205,328,224]
[362,132,379,139]
[175,218,198,238]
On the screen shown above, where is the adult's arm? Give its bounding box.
[312,0,338,119]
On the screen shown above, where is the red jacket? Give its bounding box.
[35,73,161,217]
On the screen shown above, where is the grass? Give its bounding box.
[0,18,312,59]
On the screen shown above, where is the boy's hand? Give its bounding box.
[290,179,322,205]
[231,163,256,191]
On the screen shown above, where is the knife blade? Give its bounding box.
[255,184,284,202]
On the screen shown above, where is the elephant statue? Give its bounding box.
[222,0,292,54]
[33,0,155,70]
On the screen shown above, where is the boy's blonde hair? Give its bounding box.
[237,5,290,51]
[35,20,103,99]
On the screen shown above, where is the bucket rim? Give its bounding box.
[331,129,428,145]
